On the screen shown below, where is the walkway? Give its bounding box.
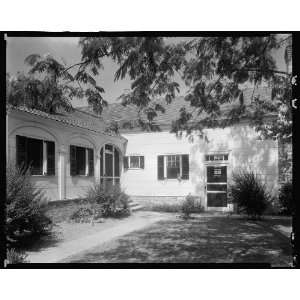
[26,211,172,263]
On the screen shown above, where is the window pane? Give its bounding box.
[76,146,86,175]
[167,166,180,179]
[207,193,227,207]
[105,153,113,176]
[105,144,113,152]
[166,155,180,179]
[130,156,139,168]
[28,138,43,175]
[207,166,227,183]
[114,148,119,176]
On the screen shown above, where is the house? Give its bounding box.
[6,87,287,212]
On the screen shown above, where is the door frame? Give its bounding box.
[204,158,232,212]
[100,144,121,187]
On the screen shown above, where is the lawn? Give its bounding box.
[61,214,292,266]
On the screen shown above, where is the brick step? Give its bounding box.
[128,201,144,212]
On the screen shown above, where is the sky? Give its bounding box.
[6,36,288,107]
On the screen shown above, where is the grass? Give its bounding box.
[62,214,292,266]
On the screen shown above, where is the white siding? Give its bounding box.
[121,123,279,209]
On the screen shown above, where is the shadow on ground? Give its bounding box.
[63,215,292,266]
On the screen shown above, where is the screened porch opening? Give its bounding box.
[100,144,121,189]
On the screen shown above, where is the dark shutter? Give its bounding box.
[114,148,120,176]
[88,148,94,176]
[100,147,103,176]
[157,155,164,180]
[70,145,77,176]
[123,156,129,169]
[181,154,189,180]
[140,156,144,169]
[16,135,28,170]
[46,141,55,175]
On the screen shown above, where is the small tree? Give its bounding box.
[229,170,270,219]
[6,161,52,247]
[278,181,293,215]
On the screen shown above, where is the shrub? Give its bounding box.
[278,181,293,215]
[85,184,130,218]
[181,194,200,219]
[229,170,269,219]
[6,162,52,247]
[6,248,28,264]
[69,206,94,223]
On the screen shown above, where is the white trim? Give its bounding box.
[43,141,47,175]
[85,148,89,176]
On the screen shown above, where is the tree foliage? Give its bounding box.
[77,35,292,141]
[8,36,292,141]
[6,53,107,114]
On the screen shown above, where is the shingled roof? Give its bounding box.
[7,104,121,137]
[78,86,273,127]
[8,86,274,134]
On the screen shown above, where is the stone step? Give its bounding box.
[129,201,144,212]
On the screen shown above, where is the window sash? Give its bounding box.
[124,156,144,169]
[70,145,94,176]
[158,154,189,180]
[16,135,55,176]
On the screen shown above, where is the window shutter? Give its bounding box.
[181,154,189,180]
[100,147,103,176]
[16,135,27,170]
[70,145,77,176]
[46,141,55,175]
[157,155,164,180]
[123,156,129,169]
[140,156,144,169]
[88,148,94,176]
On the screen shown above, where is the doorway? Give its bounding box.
[100,144,120,189]
[206,165,227,208]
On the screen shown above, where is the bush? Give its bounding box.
[279,182,293,215]
[6,248,28,264]
[229,170,270,219]
[181,194,203,219]
[85,184,130,218]
[6,162,52,247]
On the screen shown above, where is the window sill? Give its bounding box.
[159,178,189,181]
[31,174,55,177]
[125,168,144,170]
[70,175,95,177]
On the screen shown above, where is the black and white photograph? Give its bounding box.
[3,33,296,267]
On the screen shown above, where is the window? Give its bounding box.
[123,156,145,169]
[157,154,189,180]
[205,153,228,162]
[70,145,94,176]
[16,135,55,175]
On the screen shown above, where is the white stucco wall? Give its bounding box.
[121,123,279,209]
[7,109,126,202]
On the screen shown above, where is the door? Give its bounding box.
[100,144,120,189]
[206,165,227,207]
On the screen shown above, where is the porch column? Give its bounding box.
[58,145,67,200]
[95,151,101,184]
